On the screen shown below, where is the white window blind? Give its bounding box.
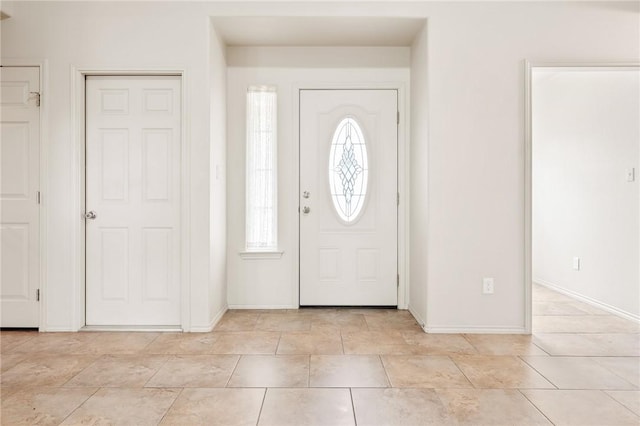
[246,86,278,251]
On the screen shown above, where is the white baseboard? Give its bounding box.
[189,305,228,332]
[534,279,640,322]
[227,304,297,310]
[408,304,426,331]
[425,326,527,334]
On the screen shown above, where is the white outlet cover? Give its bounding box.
[573,257,581,271]
[482,278,494,294]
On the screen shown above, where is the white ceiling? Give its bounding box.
[211,16,426,47]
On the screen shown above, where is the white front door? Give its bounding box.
[300,89,398,306]
[85,76,181,326]
[0,66,40,327]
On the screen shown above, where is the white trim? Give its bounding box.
[81,325,182,332]
[534,279,640,323]
[71,66,190,331]
[239,251,284,260]
[228,304,297,310]
[0,59,48,332]
[292,82,409,310]
[190,305,228,332]
[524,61,640,336]
[408,304,426,330]
[425,326,527,334]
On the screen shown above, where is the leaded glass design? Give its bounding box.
[329,117,368,223]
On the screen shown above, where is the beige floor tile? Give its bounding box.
[437,389,552,425]
[401,332,478,355]
[352,388,453,425]
[310,355,389,387]
[82,332,161,354]
[1,355,97,387]
[1,386,98,426]
[210,331,280,354]
[522,356,637,390]
[533,333,640,356]
[144,332,219,354]
[533,301,593,316]
[342,330,422,354]
[61,387,179,425]
[258,388,355,426]
[382,355,472,388]
[6,333,97,355]
[365,311,422,331]
[213,312,260,331]
[228,355,309,387]
[522,389,640,426]
[593,357,640,387]
[310,311,369,332]
[255,313,312,332]
[0,331,38,353]
[0,353,29,372]
[463,334,548,356]
[146,355,239,388]
[161,388,265,425]
[533,315,640,333]
[565,300,611,315]
[277,330,343,355]
[532,284,576,302]
[606,390,640,416]
[64,354,168,387]
[452,355,555,389]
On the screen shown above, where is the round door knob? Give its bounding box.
[85,211,97,220]
[302,206,311,214]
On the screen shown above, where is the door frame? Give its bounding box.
[72,67,190,331]
[523,61,640,334]
[0,59,48,330]
[294,83,409,309]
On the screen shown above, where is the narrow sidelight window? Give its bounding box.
[245,86,277,251]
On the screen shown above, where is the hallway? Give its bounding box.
[1,284,638,425]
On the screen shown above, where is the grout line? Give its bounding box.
[517,356,559,390]
[349,388,358,426]
[379,354,394,388]
[518,389,556,425]
[274,332,282,355]
[142,354,173,388]
[157,387,184,424]
[57,386,102,424]
[601,389,640,418]
[256,388,268,426]
[448,355,477,389]
[225,355,243,388]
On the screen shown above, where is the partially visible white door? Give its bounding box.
[0,66,41,327]
[300,90,398,306]
[85,76,181,326]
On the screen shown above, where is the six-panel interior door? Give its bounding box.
[300,89,398,306]
[85,76,181,326]
[0,66,41,327]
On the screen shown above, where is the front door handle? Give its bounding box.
[302,206,311,214]
[85,211,97,220]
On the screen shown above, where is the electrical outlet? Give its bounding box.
[482,278,494,294]
[627,168,635,182]
[573,257,581,271]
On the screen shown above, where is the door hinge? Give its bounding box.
[36,289,40,301]
[397,111,400,125]
[397,274,400,287]
[30,91,41,107]
[36,191,41,204]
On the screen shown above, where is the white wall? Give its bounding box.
[2,1,638,332]
[409,24,428,328]
[533,69,640,319]
[1,2,226,330]
[225,47,410,308]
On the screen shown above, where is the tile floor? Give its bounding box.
[1,283,638,425]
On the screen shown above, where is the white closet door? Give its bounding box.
[85,76,181,326]
[0,66,40,327]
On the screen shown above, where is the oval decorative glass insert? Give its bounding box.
[329,117,368,223]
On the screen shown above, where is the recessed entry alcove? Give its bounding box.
[210,16,428,324]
